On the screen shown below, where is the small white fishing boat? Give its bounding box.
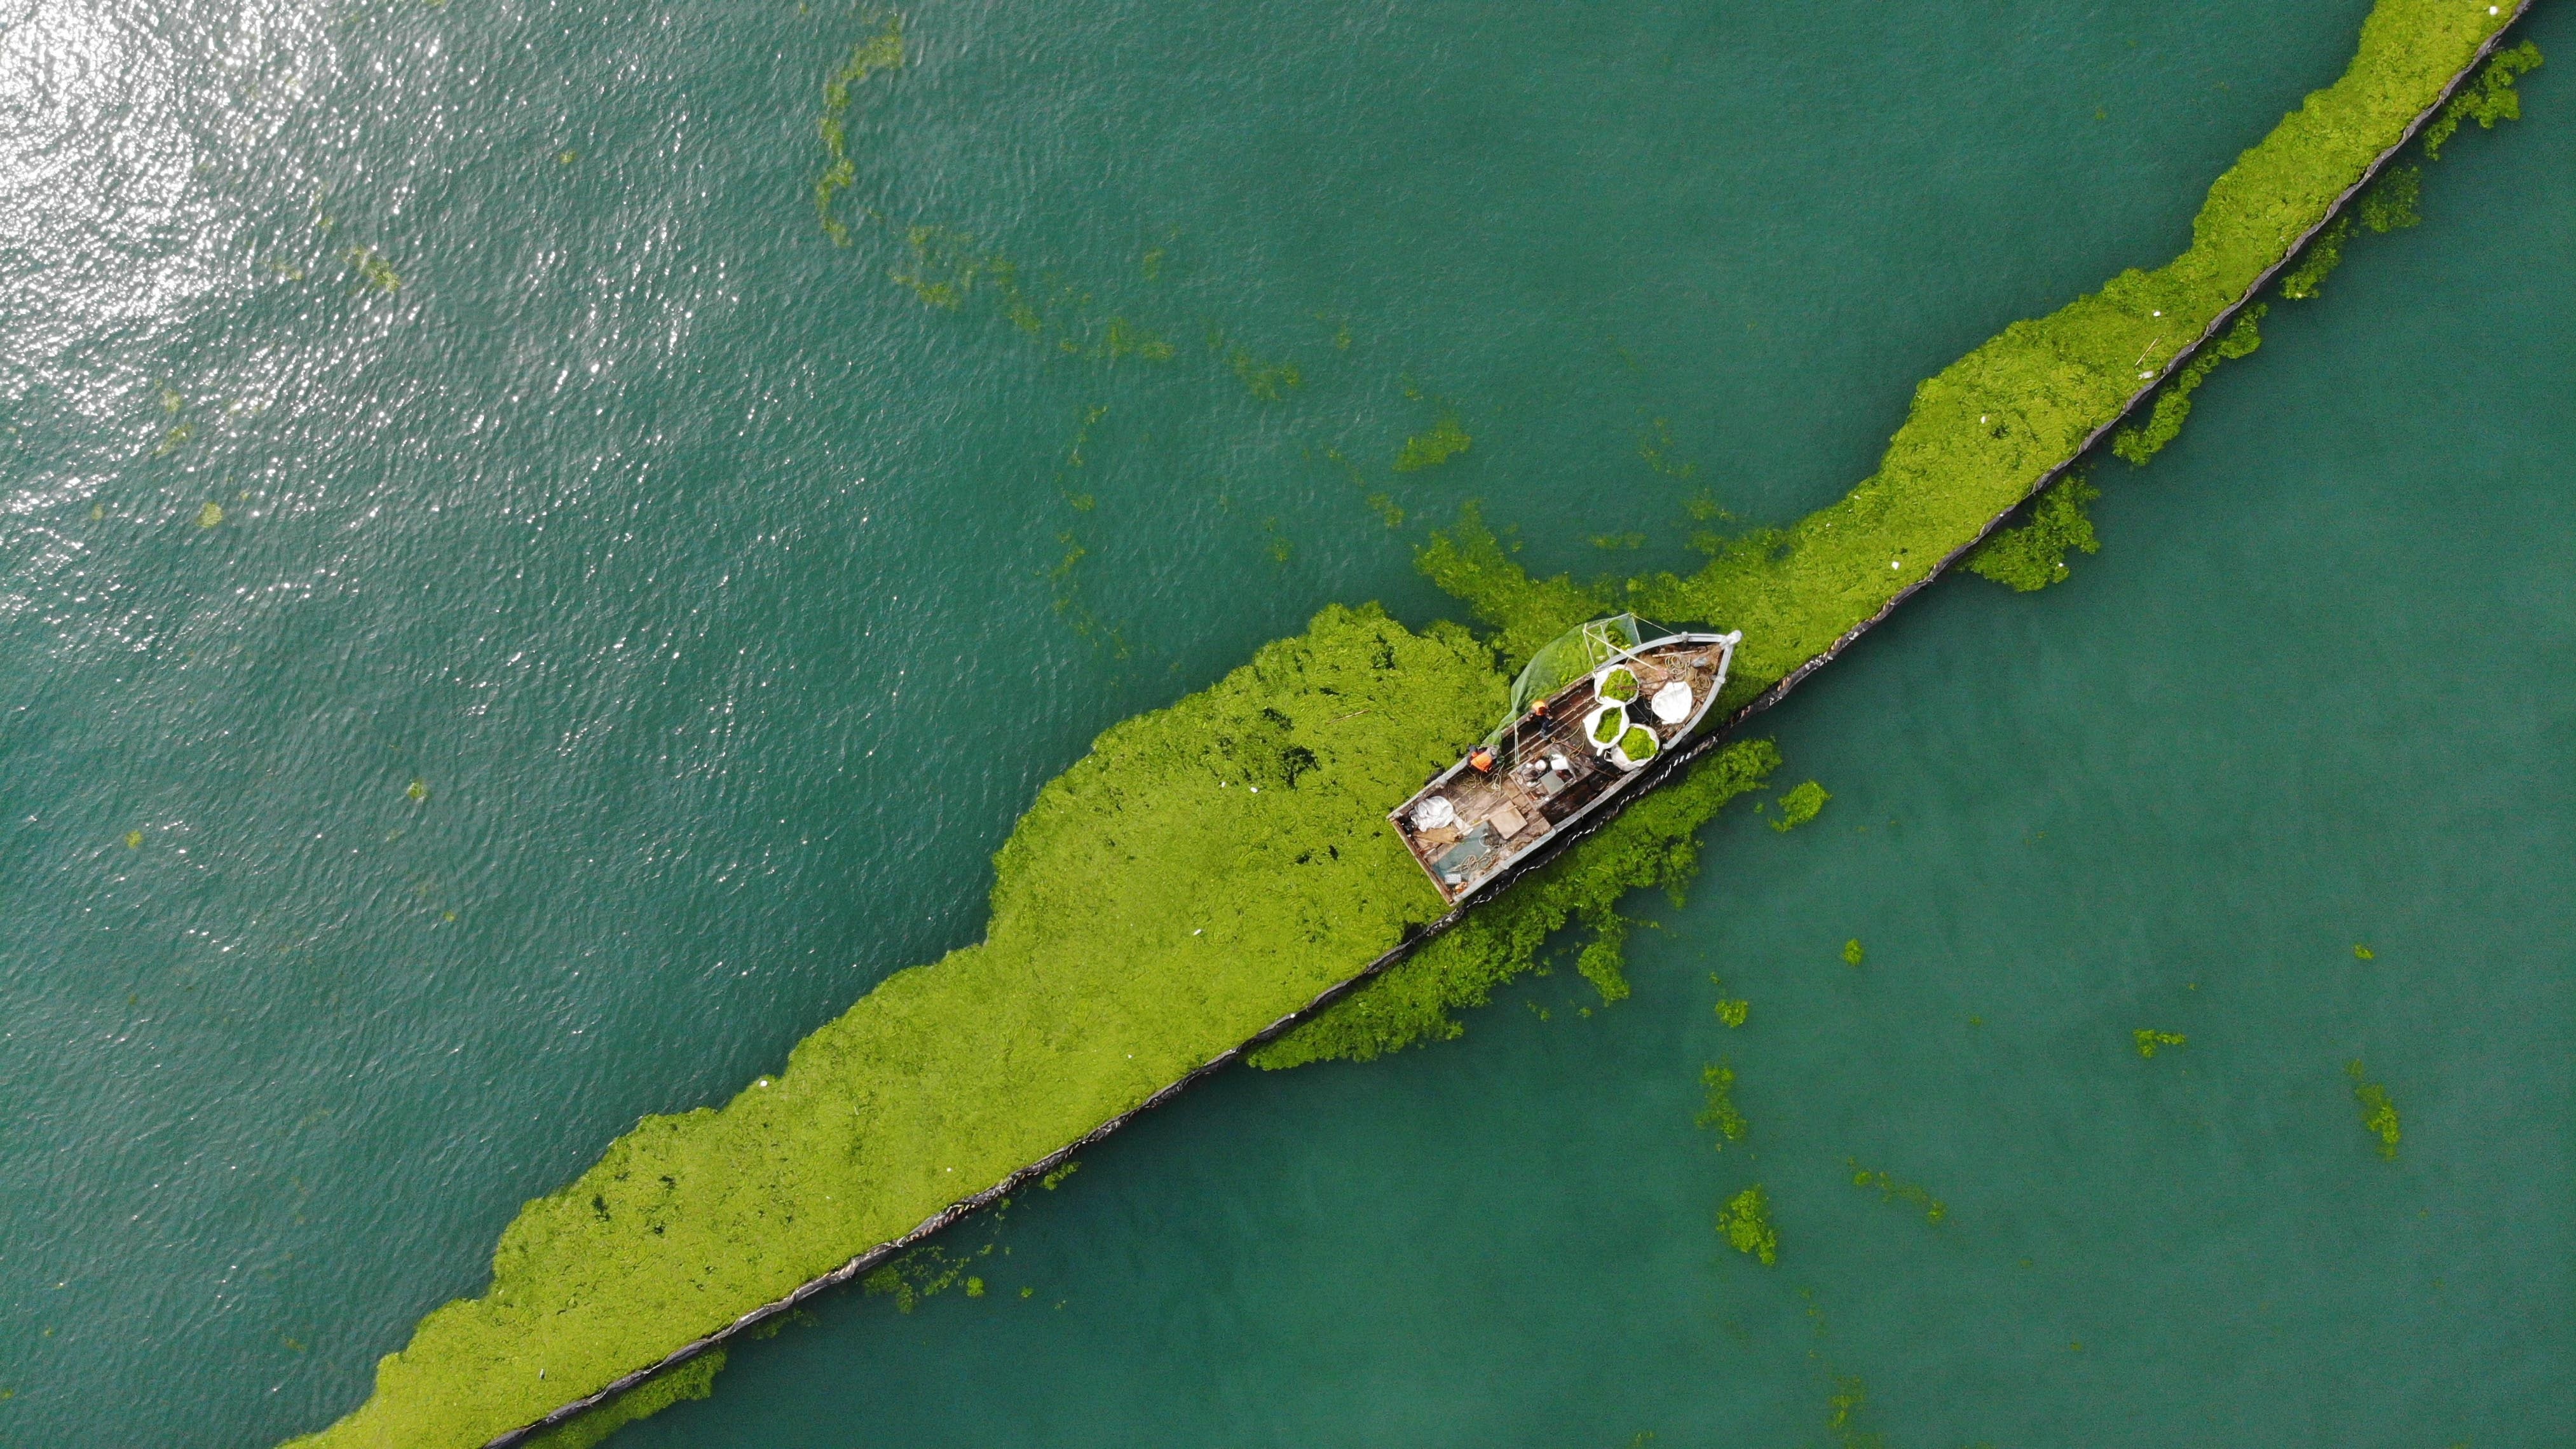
[1389,614,1740,905]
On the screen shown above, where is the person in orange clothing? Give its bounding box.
[1469,747,1495,773]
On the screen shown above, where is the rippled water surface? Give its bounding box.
[2,0,2568,1444]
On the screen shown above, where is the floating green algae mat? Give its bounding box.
[2135,1029,2189,1059]
[1250,738,1782,1068]
[1392,412,1471,472]
[280,4,2526,1444]
[1769,780,1829,833]
[1696,1063,1748,1146]
[1716,1185,1779,1266]
[518,1354,721,1449]
[2347,1059,2404,1158]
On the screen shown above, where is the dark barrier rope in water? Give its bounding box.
[484,8,2533,1439]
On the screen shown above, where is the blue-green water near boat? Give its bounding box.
[1,1,2567,1445]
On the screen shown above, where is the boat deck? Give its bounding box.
[1391,633,1736,904]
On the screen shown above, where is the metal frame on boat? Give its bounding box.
[1389,615,1740,906]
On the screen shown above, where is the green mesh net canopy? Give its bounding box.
[1486,614,1659,749]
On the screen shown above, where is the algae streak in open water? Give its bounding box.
[279,3,2525,1443]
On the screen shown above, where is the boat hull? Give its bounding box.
[1389,630,1740,906]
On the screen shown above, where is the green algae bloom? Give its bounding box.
[2347,1060,2402,1159]
[520,1351,724,1449]
[2425,39,2542,158]
[2279,217,2350,301]
[1696,1063,1747,1145]
[1963,473,2099,590]
[1848,1160,1946,1223]
[1408,0,2517,723]
[1392,413,1471,472]
[344,245,401,294]
[274,8,2528,1443]
[2113,306,2265,466]
[1637,416,1697,480]
[1619,726,1657,762]
[1574,909,1633,1003]
[1251,738,1782,1068]
[1598,667,1639,702]
[1823,1376,1879,1449]
[1714,998,1748,1029]
[1225,343,1302,400]
[2135,1029,2187,1059]
[1716,1185,1777,1265]
[814,15,904,245]
[1769,780,1829,833]
[290,604,1503,1449]
[2358,165,2424,233]
[862,1241,995,1312]
[1591,709,1624,745]
[1842,938,1865,968]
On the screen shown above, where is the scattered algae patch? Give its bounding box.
[814,14,904,245]
[1222,339,1303,400]
[1393,413,1471,472]
[1848,1160,1946,1223]
[2135,1029,2188,1059]
[344,245,401,294]
[1716,1185,1778,1265]
[862,1241,996,1312]
[1842,938,1865,968]
[1696,1063,1747,1146]
[1714,998,1748,1028]
[1769,780,1829,833]
[2347,1059,2402,1159]
[1823,1375,1883,1449]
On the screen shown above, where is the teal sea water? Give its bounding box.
[2,0,2568,1444]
